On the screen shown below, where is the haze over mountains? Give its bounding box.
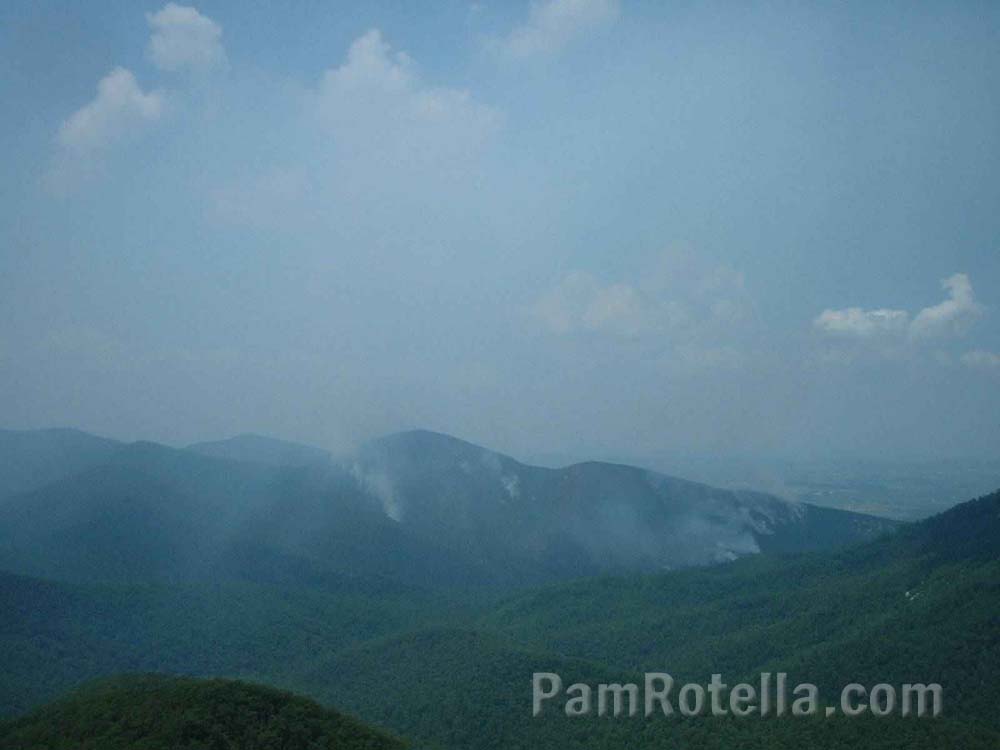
[0,427,896,592]
[0,431,996,747]
[0,425,997,748]
[5,2,999,747]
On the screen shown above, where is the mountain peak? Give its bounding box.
[187,434,331,467]
[365,429,514,464]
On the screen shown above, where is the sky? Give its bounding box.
[1,0,999,462]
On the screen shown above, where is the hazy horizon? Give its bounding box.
[3,1,999,463]
[7,421,1000,477]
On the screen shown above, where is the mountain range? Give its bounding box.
[0,428,896,591]
[1,426,996,748]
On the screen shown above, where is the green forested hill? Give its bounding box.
[298,628,999,750]
[0,675,404,750]
[0,571,470,716]
[303,489,1000,748]
[482,488,1000,683]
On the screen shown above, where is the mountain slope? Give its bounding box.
[0,440,501,589]
[0,428,122,500]
[0,570,465,716]
[479,490,1000,714]
[0,675,404,750]
[356,429,899,576]
[294,490,1000,749]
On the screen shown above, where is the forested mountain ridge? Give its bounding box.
[355,429,898,573]
[0,439,499,589]
[482,489,1000,678]
[0,428,897,589]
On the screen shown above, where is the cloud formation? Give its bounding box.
[531,252,753,349]
[814,273,982,341]
[813,307,909,338]
[910,273,983,338]
[56,68,163,152]
[498,0,620,59]
[146,3,227,73]
[315,29,499,165]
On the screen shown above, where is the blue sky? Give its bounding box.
[1,1,999,460]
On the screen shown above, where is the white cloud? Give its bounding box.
[531,252,753,349]
[498,0,620,59]
[961,350,1000,369]
[909,273,983,339]
[146,3,227,73]
[814,272,983,341]
[57,68,163,152]
[321,29,413,95]
[314,29,499,166]
[813,307,910,337]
